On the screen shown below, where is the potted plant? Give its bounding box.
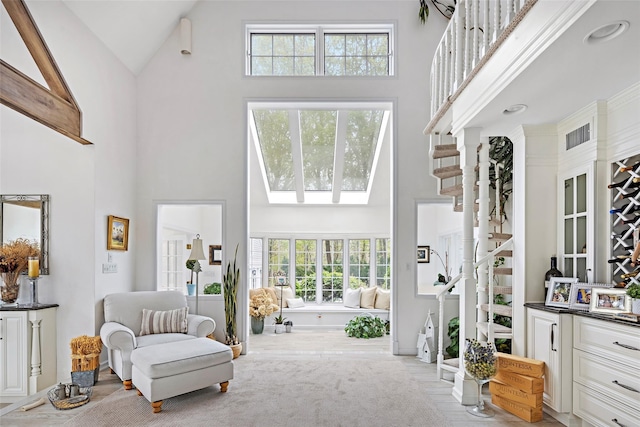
[274,312,287,334]
[203,282,222,295]
[223,244,241,357]
[249,289,279,334]
[0,238,40,305]
[626,283,640,314]
[185,260,196,296]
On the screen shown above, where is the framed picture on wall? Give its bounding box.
[545,277,578,308]
[590,288,632,314]
[107,215,129,251]
[209,245,222,265]
[569,282,614,311]
[417,246,430,263]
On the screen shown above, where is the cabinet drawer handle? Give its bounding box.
[551,323,557,351]
[613,341,640,351]
[612,380,640,393]
[612,418,626,427]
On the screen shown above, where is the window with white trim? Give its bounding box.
[160,239,183,291]
[246,24,394,76]
[252,237,391,304]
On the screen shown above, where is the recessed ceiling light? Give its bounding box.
[584,20,629,44]
[503,104,527,115]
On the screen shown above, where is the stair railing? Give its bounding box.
[435,237,513,380]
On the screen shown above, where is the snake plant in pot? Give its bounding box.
[223,244,240,352]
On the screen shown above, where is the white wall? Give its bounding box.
[1,0,137,379]
[135,0,449,354]
[417,202,463,294]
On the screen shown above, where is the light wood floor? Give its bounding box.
[2,329,564,426]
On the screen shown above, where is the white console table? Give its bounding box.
[0,304,57,402]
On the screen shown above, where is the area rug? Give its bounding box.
[63,357,451,427]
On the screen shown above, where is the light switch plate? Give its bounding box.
[102,263,117,274]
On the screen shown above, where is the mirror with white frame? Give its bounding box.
[156,203,223,295]
[416,201,463,295]
[0,194,50,274]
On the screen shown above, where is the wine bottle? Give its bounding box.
[611,206,640,215]
[607,255,632,263]
[620,269,640,279]
[609,180,640,189]
[618,188,640,201]
[544,256,562,293]
[619,217,639,225]
[619,161,640,173]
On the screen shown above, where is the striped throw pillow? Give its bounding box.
[139,307,188,336]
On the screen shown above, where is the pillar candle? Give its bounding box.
[28,257,40,278]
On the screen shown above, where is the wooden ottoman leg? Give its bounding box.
[137,389,143,396]
[220,381,229,393]
[123,380,132,390]
[151,401,163,413]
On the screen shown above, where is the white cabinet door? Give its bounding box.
[0,311,28,396]
[526,308,572,413]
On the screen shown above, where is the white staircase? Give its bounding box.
[430,134,514,382]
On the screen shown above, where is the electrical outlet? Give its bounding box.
[102,263,117,274]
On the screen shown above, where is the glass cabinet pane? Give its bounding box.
[564,178,574,215]
[577,216,587,254]
[564,257,574,278]
[564,218,573,254]
[577,174,587,213]
[577,258,587,282]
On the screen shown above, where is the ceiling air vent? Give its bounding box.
[566,123,590,150]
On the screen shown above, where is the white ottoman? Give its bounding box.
[131,337,234,413]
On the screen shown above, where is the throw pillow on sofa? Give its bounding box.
[344,287,361,308]
[139,307,188,336]
[360,286,377,309]
[274,286,295,308]
[374,288,390,310]
[286,297,305,308]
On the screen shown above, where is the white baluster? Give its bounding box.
[493,0,501,43]
[437,294,445,380]
[482,0,490,57]
[472,0,480,68]
[477,142,490,339]
[30,319,42,377]
[506,0,515,25]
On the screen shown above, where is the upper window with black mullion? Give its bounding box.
[250,33,316,76]
[324,33,389,76]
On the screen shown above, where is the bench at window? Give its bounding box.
[264,305,389,329]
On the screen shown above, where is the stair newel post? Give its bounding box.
[437,293,446,380]
[477,141,490,340]
[453,127,482,405]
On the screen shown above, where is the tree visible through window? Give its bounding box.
[295,240,316,301]
[324,33,389,76]
[268,239,289,286]
[322,239,344,302]
[349,239,370,288]
[376,238,391,289]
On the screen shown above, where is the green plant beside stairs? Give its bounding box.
[223,245,240,346]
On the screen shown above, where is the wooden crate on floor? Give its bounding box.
[490,380,543,409]
[494,370,544,394]
[492,393,543,422]
[496,352,545,378]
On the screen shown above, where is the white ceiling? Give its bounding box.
[61,0,198,75]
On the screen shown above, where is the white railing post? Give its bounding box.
[454,4,464,88]
[472,0,480,68]
[477,141,490,340]
[493,0,502,43]
[437,294,446,379]
[482,0,490,57]
[488,255,495,343]
[464,0,471,80]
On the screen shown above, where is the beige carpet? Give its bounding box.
[61,358,451,427]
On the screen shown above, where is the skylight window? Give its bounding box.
[249,102,390,204]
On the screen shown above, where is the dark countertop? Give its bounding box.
[0,303,58,311]
[525,302,640,328]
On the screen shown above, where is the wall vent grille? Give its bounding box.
[566,123,590,150]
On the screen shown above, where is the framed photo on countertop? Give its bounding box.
[545,277,578,308]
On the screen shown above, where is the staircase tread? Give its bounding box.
[477,321,513,336]
[453,203,479,212]
[496,250,513,257]
[493,267,512,275]
[480,304,513,316]
[478,285,513,294]
[433,165,462,179]
[433,144,460,159]
[488,232,512,241]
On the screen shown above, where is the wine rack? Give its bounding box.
[610,153,640,286]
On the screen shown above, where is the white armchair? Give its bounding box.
[100,291,215,389]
